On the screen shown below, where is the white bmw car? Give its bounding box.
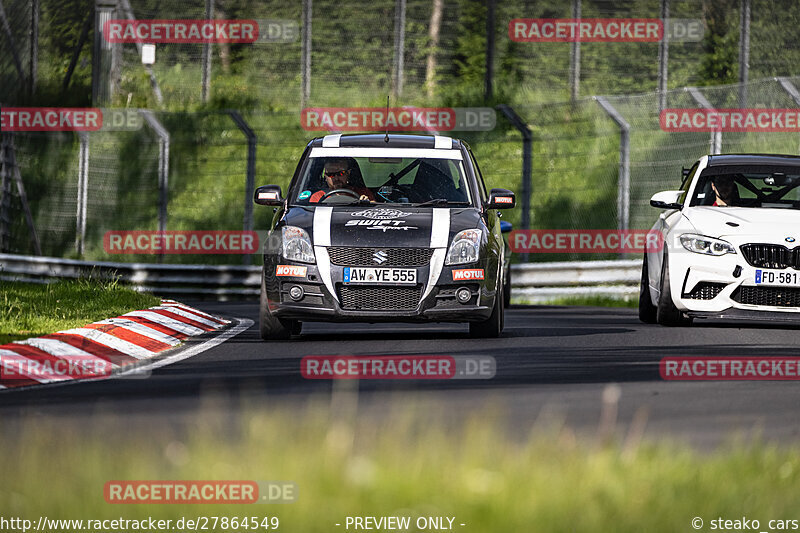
[641,154,800,326]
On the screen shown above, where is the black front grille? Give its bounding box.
[684,282,726,300]
[328,247,433,267]
[733,286,800,307]
[740,244,799,270]
[338,285,422,311]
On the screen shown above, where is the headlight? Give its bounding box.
[679,233,736,256]
[282,226,315,263]
[446,229,482,265]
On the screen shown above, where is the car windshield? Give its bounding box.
[689,166,800,209]
[291,155,472,206]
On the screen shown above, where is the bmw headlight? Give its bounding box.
[679,233,736,256]
[282,226,316,263]
[446,229,482,265]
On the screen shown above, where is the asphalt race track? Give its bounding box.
[3,303,800,449]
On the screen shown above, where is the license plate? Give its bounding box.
[343,267,416,284]
[755,269,800,287]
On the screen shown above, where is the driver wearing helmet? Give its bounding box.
[309,158,375,203]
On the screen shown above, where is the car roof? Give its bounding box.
[707,154,800,167]
[308,133,461,150]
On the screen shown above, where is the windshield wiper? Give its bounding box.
[414,199,469,207]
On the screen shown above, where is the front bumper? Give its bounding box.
[263,260,497,323]
[669,246,800,316]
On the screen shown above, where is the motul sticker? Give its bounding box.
[494,196,513,204]
[453,269,484,281]
[276,265,307,277]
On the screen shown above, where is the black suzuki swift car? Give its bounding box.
[253,133,515,339]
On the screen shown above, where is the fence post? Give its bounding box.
[75,132,89,256]
[738,0,751,108]
[228,111,257,265]
[119,0,164,106]
[0,134,10,252]
[484,0,495,102]
[686,87,721,154]
[496,104,532,262]
[0,0,26,87]
[569,0,581,102]
[301,0,312,108]
[139,111,170,262]
[29,0,38,96]
[657,0,669,112]
[92,0,116,106]
[594,96,630,233]
[201,0,214,103]
[392,0,406,100]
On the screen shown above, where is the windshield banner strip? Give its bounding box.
[310,148,463,160]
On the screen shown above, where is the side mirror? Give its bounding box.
[487,188,516,209]
[500,220,512,234]
[254,185,283,206]
[650,190,683,210]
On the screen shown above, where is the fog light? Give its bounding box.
[456,287,472,304]
[289,285,304,301]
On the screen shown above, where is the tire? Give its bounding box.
[259,275,294,340]
[638,254,657,324]
[469,283,504,338]
[503,265,511,309]
[656,252,693,327]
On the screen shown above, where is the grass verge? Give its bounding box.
[512,295,638,308]
[1,400,799,532]
[0,279,160,344]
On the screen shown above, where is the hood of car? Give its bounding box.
[683,206,800,242]
[283,205,482,248]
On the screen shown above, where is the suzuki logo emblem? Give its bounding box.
[372,250,388,264]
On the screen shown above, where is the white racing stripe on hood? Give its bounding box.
[422,208,450,300]
[313,206,337,302]
[430,208,450,248]
[313,206,333,246]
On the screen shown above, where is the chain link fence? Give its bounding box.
[4,1,800,265]
[4,76,800,264]
[6,0,800,109]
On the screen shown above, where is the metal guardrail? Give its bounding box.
[0,253,261,297]
[0,254,642,301]
[511,259,641,302]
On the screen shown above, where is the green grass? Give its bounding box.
[0,280,160,344]
[2,400,800,532]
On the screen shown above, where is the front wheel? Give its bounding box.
[469,284,504,338]
[638,254,657,324]
[259,275,294,340]
[656,253,693,327]
[503,266,511,309]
